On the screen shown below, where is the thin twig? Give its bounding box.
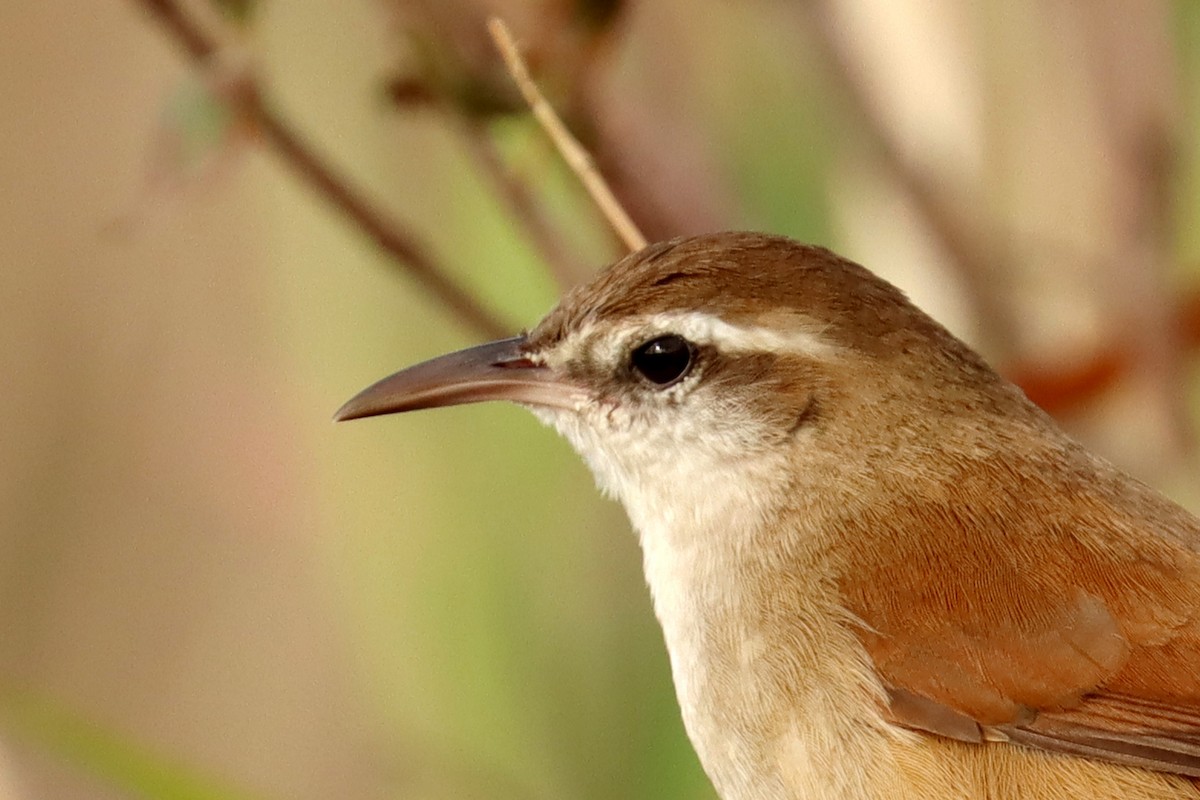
[487,17,647,253]
[458,121,588,288]
[581,86,733,244]
[133,0,511,340]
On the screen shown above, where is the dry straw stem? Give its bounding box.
[134,0,510,339]
[487,16,648,253]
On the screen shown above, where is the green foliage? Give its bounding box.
[0,687,266,800]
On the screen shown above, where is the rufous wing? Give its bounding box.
[837,445,1200,777]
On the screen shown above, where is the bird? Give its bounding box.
[336,231,1200,799]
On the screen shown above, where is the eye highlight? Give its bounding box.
[630,334,695,387]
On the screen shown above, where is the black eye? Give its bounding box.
[630,334,695,386]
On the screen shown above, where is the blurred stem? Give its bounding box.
[1074,0,1191,454]
[800,1,1016,352]
[133,0,511,339]
[458,120,589,288]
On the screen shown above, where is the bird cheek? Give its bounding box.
[576,394,624,432]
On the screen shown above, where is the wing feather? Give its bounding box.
[837,442,1200,777]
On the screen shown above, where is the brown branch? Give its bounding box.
[133,0,511,340]
[487,17,647,253]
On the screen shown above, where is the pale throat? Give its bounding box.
[525,314,894,794]
[632,451,899,799]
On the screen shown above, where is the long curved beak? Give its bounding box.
[334,335,585,422]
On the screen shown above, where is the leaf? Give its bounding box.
[0,686,270,800]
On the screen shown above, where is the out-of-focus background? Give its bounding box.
[1,1,1198,798]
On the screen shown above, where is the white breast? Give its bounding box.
[533,394,904,799]
[609,444,900,799]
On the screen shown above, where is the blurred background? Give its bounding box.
[1,1,1198,798]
